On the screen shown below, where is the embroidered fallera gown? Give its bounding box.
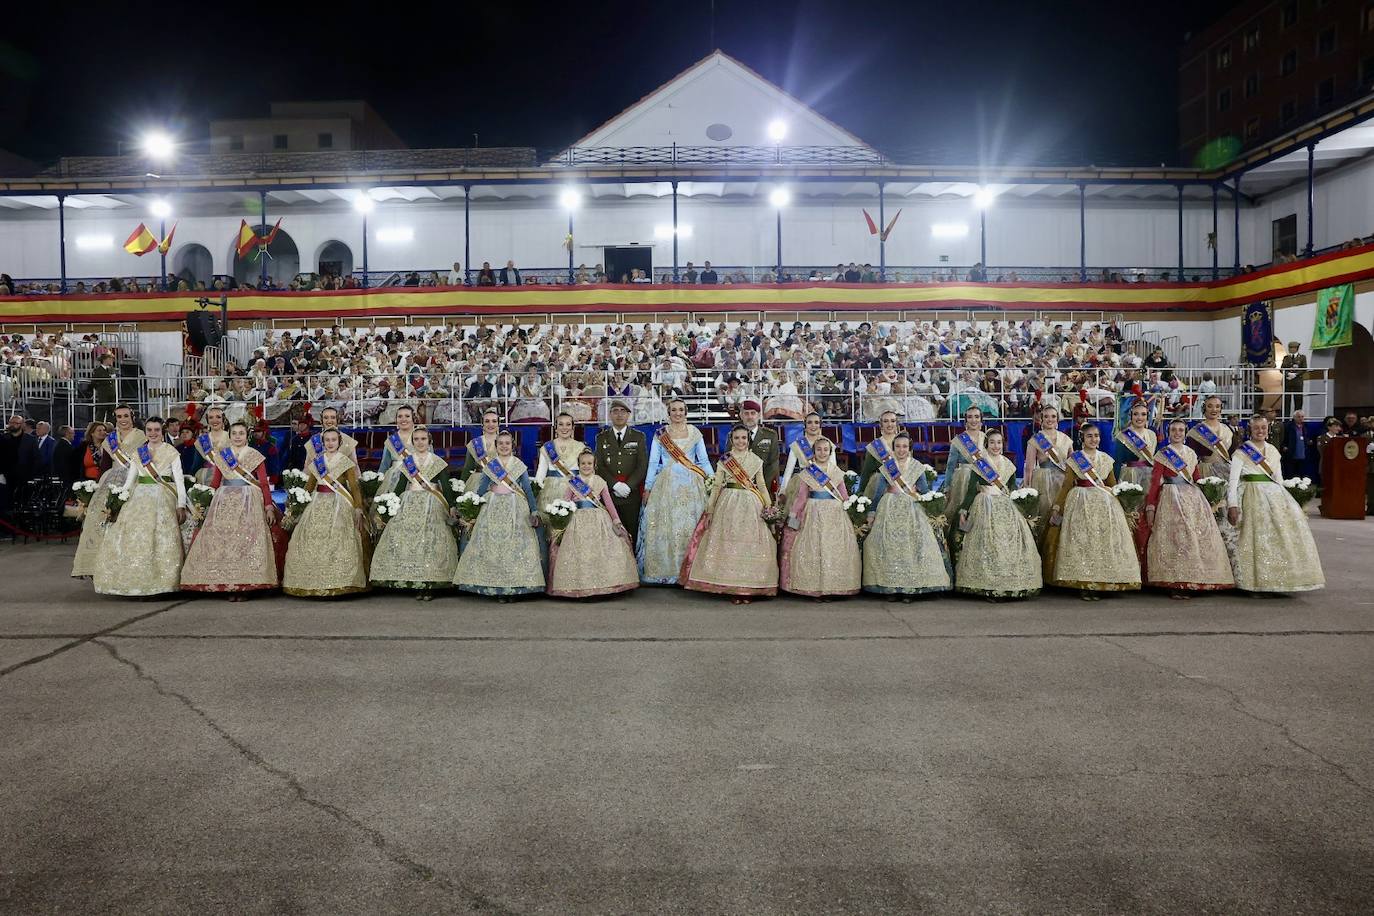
[71,427,145,578]
[282,451,370,597]
[93,441,187,597]
[681,451,779,597]
[180,444,279,593]
[863,456,952,596]
[779,462,861,598]
[952,453,1042,599]
[1227,440,1324,592]
[1141,444,1234,591]
[942,429,987,526]
[1023,427,1071,546]
[547,473,639,598]
[1043,449,1141,592]
[637,426,713,585]
[452,455,546,597]
[369,451,458,591]
[534,436,589,516]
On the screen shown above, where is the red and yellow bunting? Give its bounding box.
[4,242,1373,324]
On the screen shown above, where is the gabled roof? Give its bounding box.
[563,50,874,152]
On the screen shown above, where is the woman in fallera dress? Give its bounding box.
[282,428,370,598]
[1044,423,1141,599]
[780,438,861,599]
[1141,419,1234,598]
[93,417,187,597]
[1226,414,1325,594]
[637,399,713,584]
[1113,402,1158,490]
[681,425,779,604]
[778,411,825,511]
[71,407,142,579]
[1189,395,1234,480]
[942,406,987,526]
[452,430,546,600]
[1021,405,1071,546]
[191,406,230,485]
[547,450,639,598]
[863,432,952,600]
[377,404,417,473]
[952,428,1041,600]
[533,412,587,518]
[369,427,458,599]
[180,420,280,599]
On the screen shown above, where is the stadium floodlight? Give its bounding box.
[973,186,997,209]
[142,131,176,161]
[769,187,791,208]
[559,188,582,210]
[767,120,788,142]
[353,193,376,213]
[75,234,114,251]
[376,227,414,244]
[149,199,172,219]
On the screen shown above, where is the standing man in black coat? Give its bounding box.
[52,425,76,486]
[0,414,39,515]
[594,400,649,545]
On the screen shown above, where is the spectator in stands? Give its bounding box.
[967,262,988,282]
[699,261,718,284]
[500,260,522,286]
[34,421,55,475]
[844,263,862,283]
[476,262,496,286]
[175,426,203,478]
[683,261,698,283]
[1342,411,1368,437]
[0,414,38,514]
[91,352,118,421]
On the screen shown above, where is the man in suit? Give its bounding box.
[91,353,118,423]
[0,414,39,515]
[1281,341,1307,414]
[34,421,55,475]
[595,400,648,545]
[53,425,77,486]
[739,399,780,492]
[1280,410,1311,480]
[500,260,522,286]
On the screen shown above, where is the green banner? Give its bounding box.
[1311,283,1354,349]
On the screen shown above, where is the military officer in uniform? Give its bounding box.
[595,400,649,544]
[739,399,781,492]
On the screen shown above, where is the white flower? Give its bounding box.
[287,487,313,504]
[189,483,214,495]
[456,491,487,506]
[1283,477,1312,490]
[71,480,97,493]
[374,493,403,517]
[449,479,466,493]
[281,469,308,486]
[1197,476,1225,486]
[360,470,385,482]
[843,469,859,480]
[1009,487,1039,501]
[1110,482,1144,496]
[114,488,131,502]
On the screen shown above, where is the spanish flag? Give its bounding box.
[156,221,178,256]
[234,219,257,259]
[123,223,158,256]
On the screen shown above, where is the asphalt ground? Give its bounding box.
[1,517,1372,914]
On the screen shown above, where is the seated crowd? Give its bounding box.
[165,316,1222,431]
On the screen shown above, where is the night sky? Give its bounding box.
[0,0,1237,168]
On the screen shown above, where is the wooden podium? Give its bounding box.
[1320,436,1370,519]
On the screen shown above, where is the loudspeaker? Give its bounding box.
[186,310,223,350]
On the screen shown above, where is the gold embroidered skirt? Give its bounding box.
[93,482,184,596]
[1234,481,1324,592]
[1145,481,1234,590]
[70,468,117,578]
[548,507,638,598]
[681,489,778,596]
[1045,488,1141,591]
[452,490,545,596]
[781,499,861,597]
[282,492,370,597]
[181,484,279,592]
[863,492,952,595]
[954,489,1042,598]
[370,490,459,590]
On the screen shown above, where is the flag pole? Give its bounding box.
[159,219,167,291]
[259,191,269,289]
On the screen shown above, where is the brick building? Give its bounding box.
[1179,0,1374,163]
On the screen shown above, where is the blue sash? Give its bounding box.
[970,453,1001,487]
[955,432,982,463]
[805,462,844,500]
[1159,445,1188,475]
[1033,430,1065,470]
[402,453,420,477]
[1238,441,1265,465]
[483,456,510,486]
[388,431,409,460]
[869,437,901,481]
[137,443,152,466]
[471,434,488,462]
[197,432,213,457]
[105,431,131,467]
[312,451,327,478]
[1189,422,1222,453]
[218,446,239,471]
[310,433,324,455]
[1069,450,1106,490]
[568,472,594,501]
[1116,426,1153,461]
[795,436,815,462]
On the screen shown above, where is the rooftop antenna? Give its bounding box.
[709,0,715,51]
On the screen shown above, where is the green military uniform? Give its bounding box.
[744,424,781,493]
[595,423,649,544]
[91,364,118,423]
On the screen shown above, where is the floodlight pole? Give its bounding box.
[464,186,472,285]
[1176,185,1184,281]
[360,210,369,289]
[1233,174,1242,274]
[671,180,679,282]
[1078,183,1086,282]
[1211,183,1219,280]
[1304,143,1315,257]
[259,191,269,288]
[877,181,886,282]
[160,219,167,290]
[775,208,783,283]
[57,194,68,294]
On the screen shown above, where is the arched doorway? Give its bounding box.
[316,240,354,279]
[1332,321,1374,412]
[231,225,300,288]
[172,243,213,286]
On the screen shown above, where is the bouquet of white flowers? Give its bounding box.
[187,483,216,523]
[542,498,578,538]
[1110,481,1145,514]
[453,490,487,523]
[358,470,385,500]
[282,486,312,531]
[843,493,873,531]
[914,489,947,519]
[1283,476,1318,508]
[1009,487,1040,521]
[922,466,938,486]
[70,479,99,506]
[374,492,403,521]
[1197,475,1227,508]
[280,468,308,490]
[843,469,860,488]
[105,485,131,522]
[448,478,466,497]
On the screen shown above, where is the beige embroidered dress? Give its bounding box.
[282,451,370,597]
[71,427,145,578]
[1043,449,1141,592]
[952,453,1042,598]
[681,450,779,596]
[534,437,589,516]
[93,441,187,596]
[780,461,861,597]
[863,456,952,596]
[1023,428,1071,545]
[369,451,458,591]
[1142,444,1234,591]
[1227,440,1324,592]
[180,445,279,593]
[547,473,639,598]
[452,455,546,596]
